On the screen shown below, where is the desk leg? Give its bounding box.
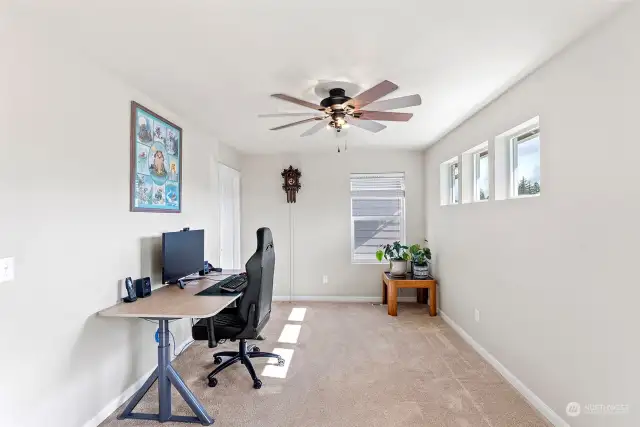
[117,368,158,419]
[388,284,398,316]
[119,319,214,425]
[382,278,388,305]
[429,287,437,317]
[158,321,172,421]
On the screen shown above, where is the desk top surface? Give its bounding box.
[99,272,242,319]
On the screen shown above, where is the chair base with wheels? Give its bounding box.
[207,339,284,389]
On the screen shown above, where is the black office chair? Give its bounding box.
[192,227,284,389]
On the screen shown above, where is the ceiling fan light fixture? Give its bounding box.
[262,80,419,137]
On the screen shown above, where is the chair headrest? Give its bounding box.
[256,227,273,251]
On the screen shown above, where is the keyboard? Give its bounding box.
[217,274,248,292]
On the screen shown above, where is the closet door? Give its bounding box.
[219,164,241,269]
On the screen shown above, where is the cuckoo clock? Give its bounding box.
[281,166,301,203]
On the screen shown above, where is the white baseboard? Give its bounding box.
[273,295,417,303]
[438,310,568,427]
[82,337,194,427]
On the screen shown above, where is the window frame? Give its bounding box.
[350,175,406,264]
[510,126,541,199]
[474,149,490,202]
[449,162,459,204]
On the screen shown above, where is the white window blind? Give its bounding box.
[350,173,406,263]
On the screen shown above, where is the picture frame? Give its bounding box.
[130,101,183,213]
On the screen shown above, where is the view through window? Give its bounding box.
[512,129,540,196]
[475,151,489,200]
[450,162,459,204]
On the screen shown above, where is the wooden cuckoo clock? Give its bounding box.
[281,166,301,203]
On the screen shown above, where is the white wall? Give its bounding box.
[0,24,241,427]
[241,150,424,299]
[424,5,638,427]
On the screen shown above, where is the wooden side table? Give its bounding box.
[381,271,437,317]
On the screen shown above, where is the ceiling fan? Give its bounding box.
[260,80,421,136]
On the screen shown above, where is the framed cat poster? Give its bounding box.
[130,101,182,213]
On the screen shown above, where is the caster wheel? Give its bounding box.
[213,356,222,364]
[253,379,262,389]
[277,358,285,367]
[251,346,260,353]
[208,378,218,388]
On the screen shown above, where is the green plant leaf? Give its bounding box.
[375,250,384,262]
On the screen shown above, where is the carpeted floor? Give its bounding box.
[99,302,551,427]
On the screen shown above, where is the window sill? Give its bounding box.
[351,260,384,265]
[508,193,540,200]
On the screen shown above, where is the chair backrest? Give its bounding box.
[237,227,275,327]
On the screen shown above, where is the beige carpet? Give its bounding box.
[99,302,551,427]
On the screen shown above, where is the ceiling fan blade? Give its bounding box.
[349,119,387,133]
[300,121,328,137]
[271,94,324,111]
[270,117,324,131]
[363,94,422,111]
[357,111,413,122]
[347,80,398,109]
[259,112,323,118]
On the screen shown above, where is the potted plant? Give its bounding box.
[409,243,431,279]
[376,241,410,277]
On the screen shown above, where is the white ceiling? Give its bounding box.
[9,0,621,153]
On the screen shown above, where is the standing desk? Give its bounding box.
[99,274,241,425]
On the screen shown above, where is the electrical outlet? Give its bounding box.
[0,257,15,283]
[322,275,328,284]
[474,308,480,323]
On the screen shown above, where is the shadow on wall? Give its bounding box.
[65,315,154,426]
[140,236,162,285]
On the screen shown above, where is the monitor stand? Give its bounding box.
[173,277,200,289]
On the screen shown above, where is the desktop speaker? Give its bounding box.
[135,277,152,298]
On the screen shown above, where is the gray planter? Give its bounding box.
[412,262,430,279]
[389,260,408,277]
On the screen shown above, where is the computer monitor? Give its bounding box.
[162,229,205,284]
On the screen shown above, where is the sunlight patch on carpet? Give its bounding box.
[262,348,294,379]
[278,324,301,344]
[288,307,307,322]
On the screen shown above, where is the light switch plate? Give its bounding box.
[0,257,15,283]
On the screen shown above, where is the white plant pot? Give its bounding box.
[389,260,407,277]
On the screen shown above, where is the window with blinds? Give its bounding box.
[350,173,406,263]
